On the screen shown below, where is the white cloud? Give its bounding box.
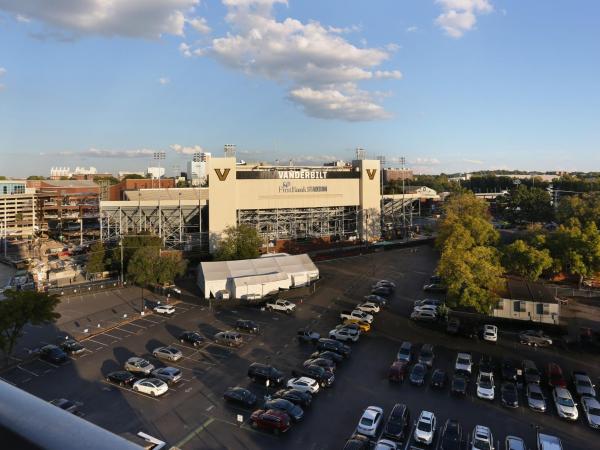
[158,77,170,85]
[187,16,210,34]
[0,67,6,76]
[435,0,493,38]
[170,144,206,155]
[53,148,158,158]
[462,158,484,164]
[411,157,441,166]
[16,14,30,23]
[0,0,199,39]
[190,0,400,121]
[406,26,418,33]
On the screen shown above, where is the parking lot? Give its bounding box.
[2,245,599,449]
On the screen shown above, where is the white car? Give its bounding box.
[414,298,442,308]
[477,373,495,400]
[581,396,600,429]
[471,425,495,450]
[153,304,175,315]
[152,346,183,362]
[374,439,398,450]
[356,302,380,314]
[132,378,169,397]
[343,309,373,324]
[410,310,437,321]
[124,357,155,375]
[287,377,320,394]
[413,304,439,313]
[483,325,498,342]
[356,406,384,437]
[553,387,579,421]
[455,352,473,374]
[329,327,360,342]
[414,410,436,445]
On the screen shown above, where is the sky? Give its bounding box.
[0,0,599,177]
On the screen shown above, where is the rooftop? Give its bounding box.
[503,277,557,304]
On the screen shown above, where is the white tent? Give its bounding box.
[198,254,319,299]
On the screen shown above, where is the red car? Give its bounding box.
[250,409,291,434]
[547,363,566,388]
[389,360,408,383]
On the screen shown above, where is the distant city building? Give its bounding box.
[108,178,176,201]
[147,167,165,179]
[187,152,211,186]
[50,166,97,179]
[383,168,413,183]
[0,180,38,238]
[323,160,348,167]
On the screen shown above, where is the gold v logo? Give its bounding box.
[366,169,377,180]
[214,168,231,181]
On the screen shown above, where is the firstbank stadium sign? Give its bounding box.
[277,170,327,180]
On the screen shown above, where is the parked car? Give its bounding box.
[471,425,495,450]
[178,331,204,347]
[124,357,154,375]
[522,360,541,384]
[375,280,396,289]
[272,389,312,408]
[571,371,596,398]
[477,373,495,400]
[223,386,257,407]
[105,370,136,386]
[446,317,460,335]
[151,367,182,384]
[247,363,284,385]
[264,398,304,422]
[356,406,384,437]
[479,355,495,377]
[413,304,439,314]
[132,378,169,397]
[153,304,175,315]
[39,345,69,364]
[60,339,85,355]
[343,434,370,450]
[500,382,519,408]
[431,369,448,389]
[418,344,435,367]
[340,309,373,324]
[303,357,335,372]
[553,387,579,421]
[389,361,408,383]
[414,298,443,308]
[250,409,291,434]
[505,436,526,450]
[265,299,296,314]
[382,403,410,441]
[483,325,498,343]
[501,359,518,382]
[152,346,183,362]
[537,433,563,450]
[374,439,398,450]
[581,396,600,429]
[410,363,427,386]
[423,283,446,293]
[372,286,393,297]
[236,319,259,334]
[439,419,462,450]
[342,319,371,333]
[455,352,472,374]
[397,341,413,363]
[316,338,351,358]
[410,309,437,321]
[364,294,387,307]
[214,331,243,347]
[526,383,547,412]
[519,330,552,347]
[311,350,343,364]
[414,410,436,445]
[286,377,319,394]
[547,363,566,388]
[292,365,334,387]
[49,398,82,415]
[297,328,320,343]
[451,373,468,396]
[356,302,380,314]
[329,327,360,343]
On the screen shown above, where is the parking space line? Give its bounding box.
[99,380,161,402]
[85,338,108,347]
[176,418,215,448]
[16,365,39,377]
[97,332,122,340]
[123,321,145,329]
[114,327,137,335]
[138,317,163,325]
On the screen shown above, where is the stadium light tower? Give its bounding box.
[153,151,166,188]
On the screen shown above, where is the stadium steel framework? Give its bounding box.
[100,200,208,251]
[237,206,360,241]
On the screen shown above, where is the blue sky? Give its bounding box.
[0,0,599,177]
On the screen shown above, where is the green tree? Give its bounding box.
[497,185,553,224]
[156,252,187,285]
[0,291,60,360]
[502,239,553,281]
[26,175,46,180]
[215,224,263,261]
[112,233,162,271]
[127,246,160,308]
[85,242,107,274]
[557,193,600,227]
[122,173,145,180]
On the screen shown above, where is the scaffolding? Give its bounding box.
[100,201,208,251]
[237,206,359,241]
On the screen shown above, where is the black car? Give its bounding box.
[39,345,69,364]
[343,434,370,450]
[382,403,410,441]
[439,419,462,450]
[272,389,312,408]
[60,339,85,355]
[311,350,343,364]
[105,370,136,386]
[479,355,495,376]
[316,338,351,358]
[292,365,335,387]
[179,331,205,347]
[223,387,257,407]
[500,382,519,408]
[451,374,468,395]
[371,286,392,297]
[523,360,541,384]
[236,319,259,334]
[248,363,284,385]
[364,294,387,307]
[431,369,448,389]
[501,358,518,381]
[446,318,460,335]
[409,363,427,386]
[303,357,335,372]
[264,398,304,422]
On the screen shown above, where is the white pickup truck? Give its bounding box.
[265,299,296,314]
[339,309,373,324]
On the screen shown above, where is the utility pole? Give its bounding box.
[400,156,406,239]
[119,239,124,284]
[377,155,385,237]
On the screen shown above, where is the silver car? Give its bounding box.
[581,396,600,429]
[214,331,243,347]
[124,357,155,375]
[151,366,182,384]
[519,330,552,347]
[526,383,547,412]
[505,436,526,450]
[572,371,596,398]
[152,346,183,362]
